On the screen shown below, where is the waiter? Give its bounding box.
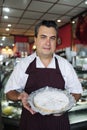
[4,20,83,130]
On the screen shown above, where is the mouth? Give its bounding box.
[43,47,51,50]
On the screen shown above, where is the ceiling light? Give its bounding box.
[0,43,3,46]
[72,21,75,24]
[57,19,61,23]
[3,7,10,12]
[6,28,10,31]
[8,24,12,27]
[4,16,8,19]
[85,0,87,4]
[12,44,15,47]
[2,36,6,41]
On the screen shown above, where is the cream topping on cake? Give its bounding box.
[33,90,69,113]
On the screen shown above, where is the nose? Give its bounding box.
[46,38,51,45]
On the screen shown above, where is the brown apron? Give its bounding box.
[19,57,70,130]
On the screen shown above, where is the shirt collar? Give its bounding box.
[35,52,56,68]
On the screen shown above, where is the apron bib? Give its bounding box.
[19,58,70,130]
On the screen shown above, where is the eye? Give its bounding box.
[40,35,46,39]
[50,36,56,41]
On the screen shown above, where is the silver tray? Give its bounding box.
[28,87,76,115]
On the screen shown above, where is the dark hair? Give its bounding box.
[34,20,58,38]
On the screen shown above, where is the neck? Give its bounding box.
[41,57,52,67]
[37,53,53,67]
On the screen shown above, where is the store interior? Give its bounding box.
[0,0,87,130]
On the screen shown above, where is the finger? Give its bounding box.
[24,105,36,114]
[22,101,36,114]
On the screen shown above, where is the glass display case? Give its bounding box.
[69,69,87,130]
[0,57,21,130]
[69,56,87,130]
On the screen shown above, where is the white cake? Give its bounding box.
[33,90,69,113]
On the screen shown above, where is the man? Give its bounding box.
[5,20,83,130]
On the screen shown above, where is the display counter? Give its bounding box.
[2,97,87,130]
[69,104,87,129]
[2,105,87,130]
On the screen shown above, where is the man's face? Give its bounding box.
[34,26,57,58]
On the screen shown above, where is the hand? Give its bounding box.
[18,91,36,115]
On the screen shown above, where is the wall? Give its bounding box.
[56,23,72,50]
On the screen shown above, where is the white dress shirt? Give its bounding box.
[4,52,83,94]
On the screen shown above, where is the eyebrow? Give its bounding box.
[40,34,57,38]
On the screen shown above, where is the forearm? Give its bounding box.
[6,90,21,101]
[6,90,36,114]
[71,93,81,102]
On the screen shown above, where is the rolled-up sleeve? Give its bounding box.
[4,61,28,93]
[58,56,83,94]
